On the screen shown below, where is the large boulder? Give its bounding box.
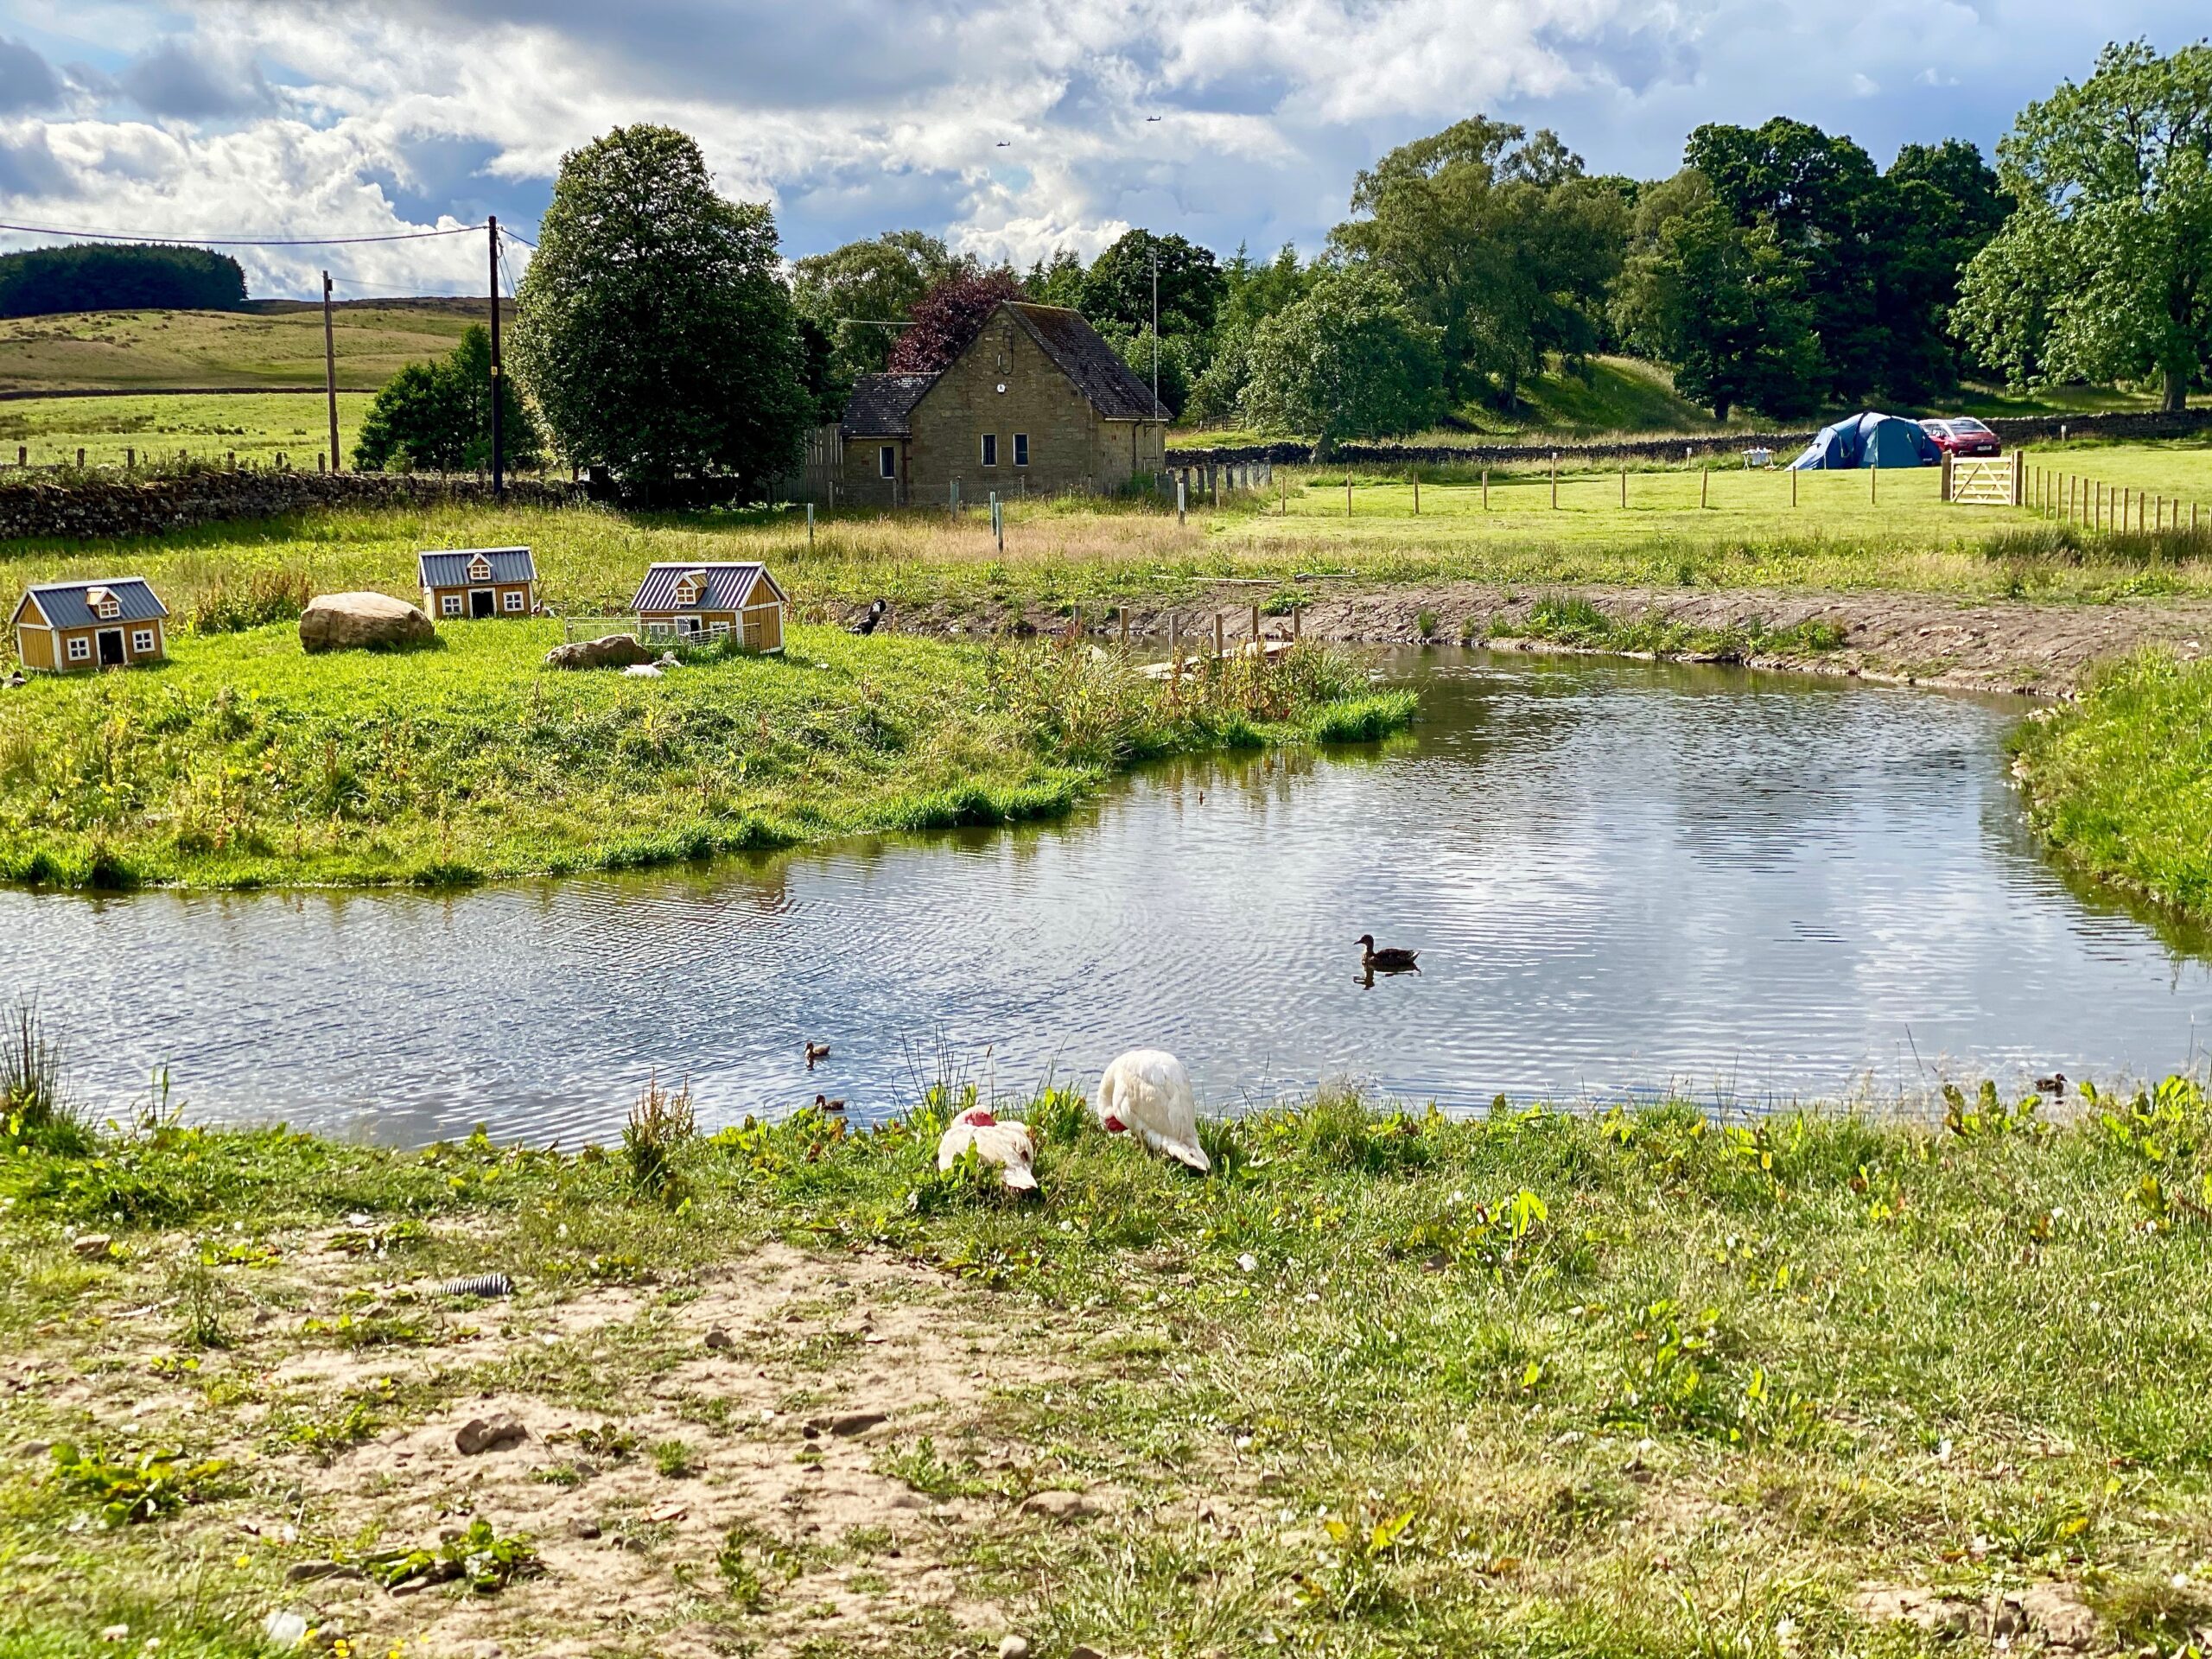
[543,633,653,671]
[299,591,435,653]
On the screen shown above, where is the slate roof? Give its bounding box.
[418,546,537,588]
[12,576,168,630]
[840,373,938,437]
[631,563,789,613]
[1003,302,1168,422]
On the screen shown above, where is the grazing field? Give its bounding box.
[0,300,485,394]
[0,389,378,469]
[3,1049,2209,1658]
[2,442,2209,639]
[0,620,1408,888]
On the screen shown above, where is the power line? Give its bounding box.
[0,219,485,248]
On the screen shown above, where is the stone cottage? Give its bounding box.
[838,302,1168,507]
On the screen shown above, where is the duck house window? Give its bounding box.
[467,557,493,582]
[441,594,463,617]
[131,628,155,653]
[504,590,525,613]
[672,582,699,607]
[879,445,896,480]
[1014,433,1029,467]
[981,434,997,467]
[67,635,89,661]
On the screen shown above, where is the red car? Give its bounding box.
[1919,417,2001,458]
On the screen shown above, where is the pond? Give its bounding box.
[6,649,2209,1147]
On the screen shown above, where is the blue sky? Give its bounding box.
[0,0,2203,299]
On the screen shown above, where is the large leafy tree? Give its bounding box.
[1021,247,1085,309]
[1612,179,1820,421]
[1079,230,1224,337]
[1240,264,1444,449]
[1958,40,2212,410]
[512,124,811,490]
[353,324,544,473]
[1329,117,1627,404]
[0,243,246,316]
[1881,140,2011,395]
[791,231,960,384]
[886,269,1023,373]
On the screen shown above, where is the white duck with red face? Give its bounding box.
[936,1103,1038,1192]
[1094,1049,1211,1173]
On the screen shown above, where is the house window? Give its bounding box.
[645,621,674,640]
[708,620,730,639]
[67,636,89,662]
[677,616,702,637]
[441,594,462,617]
[1014,433,1029,467]
[879,444,896,480]
[467,558,492,582]
[503,590,525,613]
[981,434,998,467]
[131,628,155,654]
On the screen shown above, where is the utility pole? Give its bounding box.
[321,271,340,473]
[1150,245,1159,416]
[487,216,505,498]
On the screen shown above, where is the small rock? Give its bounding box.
[387,1580,424,1598]
[18,1440,50,1461]
[568,1517,601,1540]
[99,1627,130,1644]
[807,1411,887,1439]
[1236,1253,1257,1273]
[703,1326,734,1351]
[997,1637,1032,1659]
[1020,1489,1101,1522]
[2018,1584,2100,1651]
[474,1643,505,1659]
[73,1234,114,1258]
[454,1414,529,1455]
[1068,1646,1105,1659]
[261,1612,308,1647]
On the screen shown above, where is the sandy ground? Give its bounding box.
[866,583,2212,696]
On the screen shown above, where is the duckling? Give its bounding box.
[813,1092,847,1113]
[2033,1072,2067,1096]
[1357,934,1420,973]
[804,1040,830,1068]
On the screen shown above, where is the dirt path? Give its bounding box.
[871,584,2212,696]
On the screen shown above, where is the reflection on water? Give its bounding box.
[5,650,2209,1147]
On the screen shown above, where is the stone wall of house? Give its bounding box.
[0,470,583,542]
[1167,406,2212,469]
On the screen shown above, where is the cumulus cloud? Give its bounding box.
[0,0,2203,296]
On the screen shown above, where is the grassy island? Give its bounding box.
[3,1052,2209,1657]
[0,623,1411,889]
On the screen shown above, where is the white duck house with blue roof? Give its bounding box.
[417,546,538,620]
[11,577,168,672]
[630,562,787,653]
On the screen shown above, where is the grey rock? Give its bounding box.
[299,592,435,654]
[284,1561,363,1583]
[543,633,652,671]
[568,1517,601,1540]
[703,1326,734,1351]
[997,1637,1032,1659]
[70,1234,113,1258]
[454,1414,529,1455]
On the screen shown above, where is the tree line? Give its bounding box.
[0,244,246,318]
[359,37,2211,486]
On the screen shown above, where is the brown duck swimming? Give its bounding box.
[1358,935,1420,973]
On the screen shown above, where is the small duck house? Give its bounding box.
[630,563,787,653]
[417,546,538,620]
[11,577,168,672]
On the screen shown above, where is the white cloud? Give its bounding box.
[0,0,2202,296]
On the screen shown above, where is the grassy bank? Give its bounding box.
[4,1053,2210,1656]
[0,622,1409,889]
[0,302,482,395]
[0,390,380,471]
[2012,649,2212,920]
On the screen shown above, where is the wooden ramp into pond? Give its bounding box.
[1137,635,1299,679]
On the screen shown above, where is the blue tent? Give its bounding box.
[1789,411,1942,469]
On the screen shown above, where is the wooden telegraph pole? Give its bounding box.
[488,217,505,498]
[321,272,340,473]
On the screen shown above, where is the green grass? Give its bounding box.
[0,301,485,394]
[0,390,379,471]
[0,621,1411,888]
[3,1070,2211,1656]
[2012,648,2212,921]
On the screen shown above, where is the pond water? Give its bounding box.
[6,649,2209,1147]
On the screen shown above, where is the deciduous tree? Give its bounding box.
[512,124,810,491]
[1240,264,1444,448]
[1958,39,2212,410]
[886,269,1024,373]
[353,325,543,474]
[792,232,960,384]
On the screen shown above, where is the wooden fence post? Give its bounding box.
[1250,603,1260,642]
[1481,468,1489,511]
[1550,453,1558,510]
[2012,450,2024,508]
[1120,608,1129,646]
[1790,467,1796,508]
[1940,453,1952,503]
[1346,476,1353,518]
[1700,467,1708,509]
[1293,602,1301,641]
[1213,612,1224,658]
[1871,465,1878,505]
[1620,465,1627,508]
[1413,475,1420,515]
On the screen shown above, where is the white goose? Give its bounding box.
[1095,1049,1211,1173]
[936,1103,1038,1192]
